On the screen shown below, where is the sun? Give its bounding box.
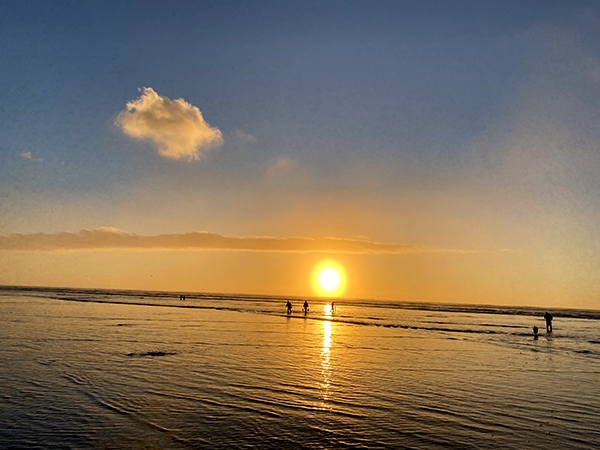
[312,261,346,297]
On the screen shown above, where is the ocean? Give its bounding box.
[1,285,599,449]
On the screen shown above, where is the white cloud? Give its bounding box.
[265,158,298,178]
[115,87,223,161]
[231,129,257,145]
[20,151,42,162]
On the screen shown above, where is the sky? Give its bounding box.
[1,0,600,308]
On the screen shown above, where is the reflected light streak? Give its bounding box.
[319,319,332,408]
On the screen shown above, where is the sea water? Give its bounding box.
[1,286,599,449]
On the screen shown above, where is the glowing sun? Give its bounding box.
[312,261,346,297]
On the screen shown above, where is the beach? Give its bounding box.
[1,286,599,449]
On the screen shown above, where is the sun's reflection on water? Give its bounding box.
[319,305,333,408]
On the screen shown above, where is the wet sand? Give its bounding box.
[1,289,599,449]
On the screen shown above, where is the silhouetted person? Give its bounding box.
[286,300,292,314]
[533,326,539,339]
[303,300,309,315]
[544,312,553,332]
[331,302,335,312]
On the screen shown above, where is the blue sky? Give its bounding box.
[1,1,600,306]
[1,1,581,180]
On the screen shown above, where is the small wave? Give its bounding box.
[148,390,285,419]
[61,373,191,447]
[36,359,56,366]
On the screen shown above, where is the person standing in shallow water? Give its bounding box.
[303,300,309,315]
[544,312,553,332]
[286,301,292,314]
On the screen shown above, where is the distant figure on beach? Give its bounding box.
[544,312,553,332]
[303,300,309,315]
[331,302,335,312]
[533,326,538,338]
[286,300,292,314]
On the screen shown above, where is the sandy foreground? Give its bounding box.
[1,290,599,449]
